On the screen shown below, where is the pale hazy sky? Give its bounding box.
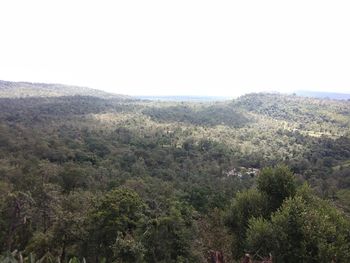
[1,1,350,96]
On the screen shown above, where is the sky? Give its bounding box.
[0,0,350,97]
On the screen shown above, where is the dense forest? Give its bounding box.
[0,81,349,262]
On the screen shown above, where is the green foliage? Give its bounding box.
[257,165,297,212]
[143,103,250,127]
[141,201,196,263]
[112,233,145,263]
[225,189,268,258]
[0,191,34,252]
[0,85,349,261]
[245,185,350,262]
[59,166,88,193]
[0,250,87,263]
[24,232,55,261]
[226,167,350,261]
[245,217,274,258]
[0,252,17,263]
[335,189,350,214]
[87,188,146,261]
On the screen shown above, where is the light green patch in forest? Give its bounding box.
[333,160,350,171]
[335,189,350,214]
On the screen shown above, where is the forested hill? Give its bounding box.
[0,80,128,99]
[235,93,350,129]
[0,83,350,262]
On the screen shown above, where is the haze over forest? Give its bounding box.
[2,1,350,97]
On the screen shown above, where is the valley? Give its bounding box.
[0,81,349,262]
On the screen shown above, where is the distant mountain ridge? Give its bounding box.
[136,95,231,101]
[295,90,350,100]
[0,80,129,99]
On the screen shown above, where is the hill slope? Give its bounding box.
[0,84,349,262]
[0,80,128,99]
